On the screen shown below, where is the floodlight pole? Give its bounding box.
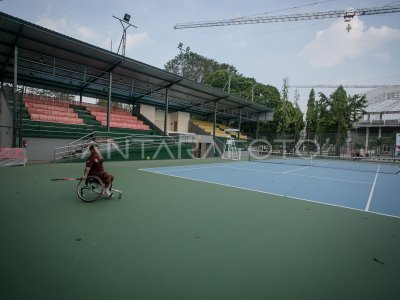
[13,46,18,148]
[113,15,137,56]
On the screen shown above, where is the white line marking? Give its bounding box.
[143,162,372,185]
[140,168,400,219]
[282,166,312,173]
[365,165,380,211]
[139,162,250,172]
[224,165,372,185]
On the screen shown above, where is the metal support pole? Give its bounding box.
[238,109,242,140]
[365,127,369,155]
[213,101,217,139]
[164,88,169,135]
[13,46,18,148]
[79,91,83,105]
[19,90,23,147]
[107,73,112,132]
[256,114,260,140]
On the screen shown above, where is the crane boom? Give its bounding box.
[290,84,400,89]
[174,5,400,29]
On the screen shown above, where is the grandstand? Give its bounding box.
[190,119,248,140]
[0,12,272,163]
[359,86,400,124]
[353,87,400,156]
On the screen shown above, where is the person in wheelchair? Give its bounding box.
[83,143,114,197]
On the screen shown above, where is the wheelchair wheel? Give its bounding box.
[76,175,105,202]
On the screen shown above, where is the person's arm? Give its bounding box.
[83,156,93,179]
[82,166,91,179]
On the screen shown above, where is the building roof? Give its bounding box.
[356,87,400,127]
[0,12,273,122]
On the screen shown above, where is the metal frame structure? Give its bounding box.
[174,5,400,29]
[0,12,273,145]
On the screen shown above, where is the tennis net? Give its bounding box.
[247,149,400,174]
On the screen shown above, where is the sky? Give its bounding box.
[1,0,400,112]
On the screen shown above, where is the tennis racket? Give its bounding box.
[51,177,83,181]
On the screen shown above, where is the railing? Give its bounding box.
[213,137,225,157]
[53,131,183,163]
[167,132,196,143]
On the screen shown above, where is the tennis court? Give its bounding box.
[141,157,400,218]
[1,158,400,300]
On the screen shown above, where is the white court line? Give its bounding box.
[224,165,372,185]
[365,165,380,211]
[139,162,371,185]
[282,165,312,173]
[140,168,400,220]
[141,161,373,184]
[139,162,250,173]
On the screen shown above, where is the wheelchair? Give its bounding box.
[76,175,122,202]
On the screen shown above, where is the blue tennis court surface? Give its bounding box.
[141,161,400,218]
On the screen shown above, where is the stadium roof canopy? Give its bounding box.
[0,12,273,123]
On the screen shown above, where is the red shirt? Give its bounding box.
[86,154,105,177]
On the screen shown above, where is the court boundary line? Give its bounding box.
[140,168,400,220]
[223,165,372,185]
[282,165,312,173]
[142,163,373,185]
[365,165,380,211]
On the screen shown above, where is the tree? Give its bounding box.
[164,51,237,83]
[305,89,317,139]
[164,51,283,140]
[275,78,304,138]
[25,87,75,101]
[97,99,122,109]
[292,99,304,141]
[315,86,366,155]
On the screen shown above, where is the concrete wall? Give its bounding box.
[155,109,172,132]
[0,92,13,148]
[140,104,190,133]
[139,104,156,123]
[22,137,76,161]
[170,111,190,133]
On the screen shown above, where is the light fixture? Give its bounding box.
[113,13,137,56]
[123,14,131,22]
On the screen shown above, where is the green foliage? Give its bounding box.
[305,89,317,138]
[164,52,306,140]
[273,79,304,138]
[316,86,366,134]
[25,87,75,101]
[315,86,367,155]
[97,99,122,109]
[164,51,236,83]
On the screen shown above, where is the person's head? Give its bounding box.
[89,144,98,154]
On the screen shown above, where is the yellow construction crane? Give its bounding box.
[174,5,400,31]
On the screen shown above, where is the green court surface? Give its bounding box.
[1,159,400,300]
